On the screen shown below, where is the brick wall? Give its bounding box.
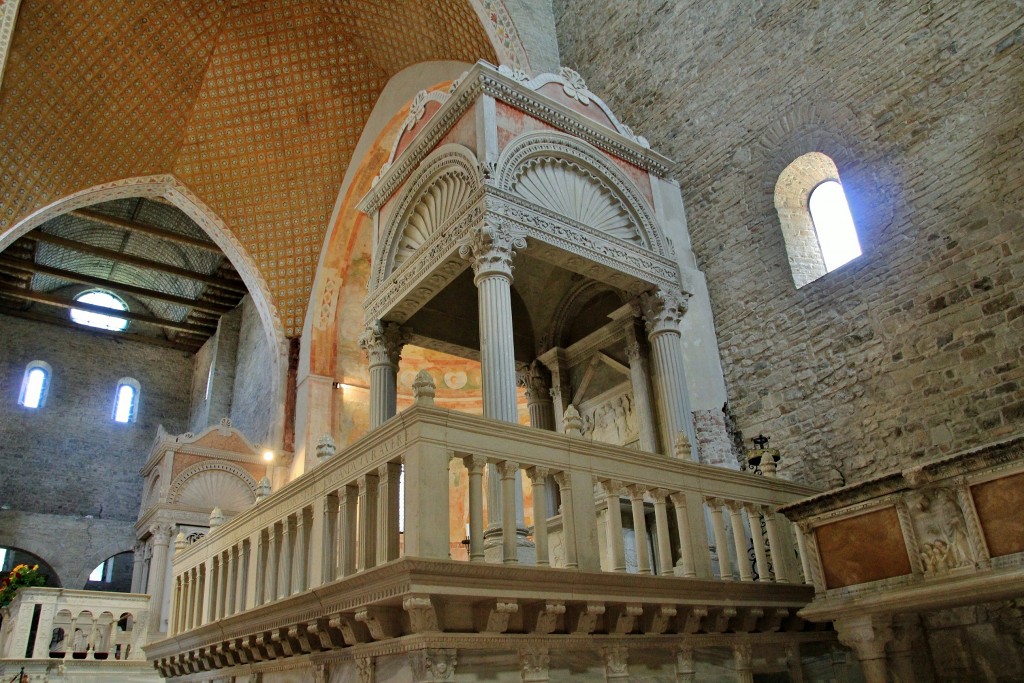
[555,0,1024,487]
[0,313,192,521]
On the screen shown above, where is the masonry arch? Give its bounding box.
[0,174,289,448]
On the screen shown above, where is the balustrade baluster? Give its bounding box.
[500,461,520,563]
[746,505,771,582]
[358,473,379,571]
[706,498,734,580]
[467,456,487,562]
[337,485,358,577]
[651,489,673,575]
[281,516,293,599]
[763,510,789,583]
[377,462,402,565]
[528,466,550,566]
[627,485,652,575]
[726,501,754,581]
[322,494,339,582]
[670,493,698,578]
[601,480,627,572]
[553,472,578,568]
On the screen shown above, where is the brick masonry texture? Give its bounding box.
[0,313,191,520]
[555,0,1024,488]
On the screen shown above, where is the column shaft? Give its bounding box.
[648,329,696,455]
[467,457,486,562]
[529,468,550,566]
[477,272,519,422]
[147,528,172,634]
[627,486,652,575]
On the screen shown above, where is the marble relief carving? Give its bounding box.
[580,392,638,447]
[906,487,973,573]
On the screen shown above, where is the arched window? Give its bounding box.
[18,360,52,408]
[112,378,140,423]
[809,180,861,271]
[775,152,863,287]
[70,290,129,331]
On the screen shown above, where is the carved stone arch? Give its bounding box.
[543,279,627,350]
[495,131,667,255]
[166,461,258,511]
[373,144,482,287]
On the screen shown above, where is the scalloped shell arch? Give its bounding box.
[511,158,641,244]
[174,470,255,512]
[394,171,477,268]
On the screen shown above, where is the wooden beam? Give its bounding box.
[71,208,223,253]
[0,255,235,315]
[0,284,217,336]
[20,232,247,293]
[0,305,202,352]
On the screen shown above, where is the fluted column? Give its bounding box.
[147,525,173,634]
[623,321,660,453]
[640,289,696,456]
[462,224,530,560]
[459,223,525,423]
[518,360,555,430]
[359,320,406,429]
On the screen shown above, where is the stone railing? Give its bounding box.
[779,435,1024,683]
[0,587,149,661]
[149,404,825,678]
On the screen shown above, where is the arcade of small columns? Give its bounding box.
[360,225,697,455]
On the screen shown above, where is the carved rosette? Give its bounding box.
[458,223,526,281]
[640,288,690,336]
[359,320,406,369]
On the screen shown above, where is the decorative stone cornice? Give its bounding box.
[458,223,527,281]
[359,320,407,369]
[640,288,690,336]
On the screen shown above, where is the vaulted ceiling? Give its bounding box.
[0,0,497,336]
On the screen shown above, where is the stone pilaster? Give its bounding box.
[623,318,660,453]
[148,524,174,634]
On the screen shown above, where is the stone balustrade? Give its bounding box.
[0,587,149,661]
[150,404,826,678]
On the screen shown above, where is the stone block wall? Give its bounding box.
[0,313,191,521]
[555,0,1024,487]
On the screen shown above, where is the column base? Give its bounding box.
[483,525,536,564]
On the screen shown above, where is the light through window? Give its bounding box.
[114,384,136,423]
[70,290,129,331]
[809,180,862,271]
[21,368,46,408]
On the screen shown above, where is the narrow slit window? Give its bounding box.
[112,378,140,423]
[809,180,862,271]
[18,361,52,408]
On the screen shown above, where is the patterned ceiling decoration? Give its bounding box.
[0,0,499,337]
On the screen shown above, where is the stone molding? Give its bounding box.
[360,63,674,217]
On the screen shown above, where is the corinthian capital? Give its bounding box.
[516,360,551,402]
[359,320,406,368]
[458,222,527,281]
[640,288,689,335]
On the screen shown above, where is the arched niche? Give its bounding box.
[166,461,258,513]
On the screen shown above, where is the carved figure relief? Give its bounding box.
[581,392,638,447]
[907,487,973,573]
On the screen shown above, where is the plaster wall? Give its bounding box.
[555,0,1024,488]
